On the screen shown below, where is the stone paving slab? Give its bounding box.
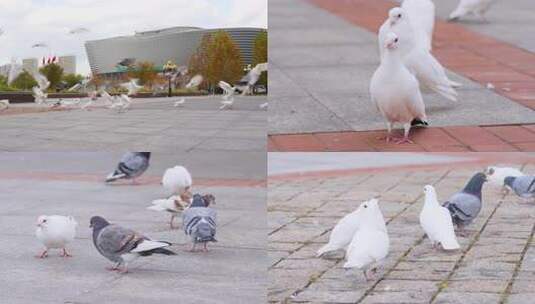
[268,0,535,136]
[0,152,266,304]
[268,153,535,303]
[0,96,266,152]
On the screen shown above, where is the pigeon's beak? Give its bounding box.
[390,20,396,26]
[386,42,396,50]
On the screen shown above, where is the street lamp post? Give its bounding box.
[163,60,177,97]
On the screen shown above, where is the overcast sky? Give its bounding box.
[0,0,267,76]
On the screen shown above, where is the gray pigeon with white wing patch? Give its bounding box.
[90,216,176,273]
[442,172,487,235]
[106,152,150,184]
[504,176,535,200]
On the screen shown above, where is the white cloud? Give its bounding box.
[0,0,267,75]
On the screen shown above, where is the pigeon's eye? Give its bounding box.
[394,38,399,43]
[398,14,402,18]
[364,205,368,208]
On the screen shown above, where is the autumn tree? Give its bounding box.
[188,31,243,90]
[39,63,64,91]
[253,30,268,88]
[128,61,157,88]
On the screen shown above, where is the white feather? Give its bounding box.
[401,0,435,51]
[131,240,171,253]
[449,0,496,21]
[317,205,364,257]
[344,200,389,269]
[162,166,192,196]
[420,185,460,250]
[35,215,77,249]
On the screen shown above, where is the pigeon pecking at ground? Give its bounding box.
[504,175,535,201]
[448,0,497,22]
[370,32,428,144]
[105,152,151,184]
[420,185,460,250]
[343,199,389,281]
[90,216,176,273]
[35,215,78,258]
[183,195,217,252]
[442,172,487,236]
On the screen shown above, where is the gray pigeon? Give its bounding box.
[90,216,176,273]
[106,152,150,184]
[183,205,217,252]
[190,194,216,208]
[504,176,535,200]
[442,172,487,235]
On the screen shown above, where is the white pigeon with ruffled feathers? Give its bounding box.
[35,215,78,258]
[317,205,364,257]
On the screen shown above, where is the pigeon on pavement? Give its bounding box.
[420,185,460,250]
[90,216,176,273]
[147,193,193,229]
[448,0,496,22]
[442,172,487,235]
[343,199,389,281]
[183,201,217,252]
[504,176,535,200]
[379,7,459,101]
[371,32,428,144]
[105,152,151,184]
[35,215,77,258]
[484,166,524,194]
[162,166,192,197]
[317,203,364,258]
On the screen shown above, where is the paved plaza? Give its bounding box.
[0,152,267,304]
[268,0,535,151]
[268,153,535,303]
[0,96,267,152]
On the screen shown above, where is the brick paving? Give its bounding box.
[269,124,535,152]
[268,158,535,303]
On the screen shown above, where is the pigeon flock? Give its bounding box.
[317,166,533,281]
[35,152,219,274]
[371,0,497,143]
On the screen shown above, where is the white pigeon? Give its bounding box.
[174,98,186,107]
[162,166,193,197]
[401,0,435,51]
[420,185,460,250]
[379,7,460,101]
[0,99,9,111]
[370,32,428,144]
[186,74,203,89]
[259,102,268,110]
[35,215,78,258]
[218,80,237,100]
[343,199,389,280]
[317,202,365,257]
[147,194,192,229]
[448,0,496,22]
[120,79,142,96]
[33,71,51,92]
[238,63,268,96]
[484,166,524,193]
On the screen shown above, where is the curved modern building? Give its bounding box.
[85,26,266,77]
